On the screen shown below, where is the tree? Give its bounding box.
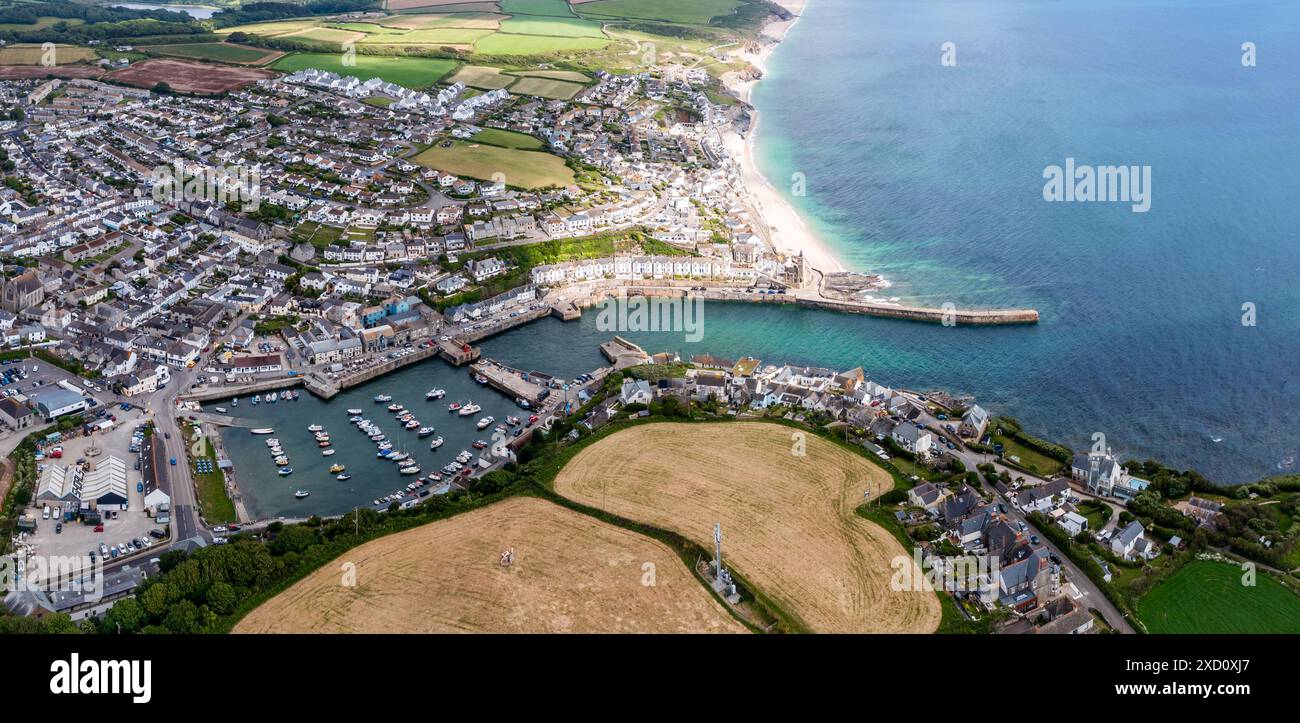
[101,598,145,634]
[206,581,237,615]
[152,81,173,95]
[139,582,169,619]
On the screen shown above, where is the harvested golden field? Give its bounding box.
[0,44,96,65]
[235,496,744,633]
[553,422,941,633]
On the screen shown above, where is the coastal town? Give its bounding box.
[0,0,1297,650]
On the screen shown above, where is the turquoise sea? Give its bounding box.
[741,0,1300,483]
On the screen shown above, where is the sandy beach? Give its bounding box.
[721,0,847,278]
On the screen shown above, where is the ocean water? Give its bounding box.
[740,0,1300,483]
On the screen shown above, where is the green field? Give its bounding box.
[271,53,457,87]
[0,16,85,31]
[358,27,494,45]
[507,75,584,99]
[498,15,606,38]
[471,128,544,150]
[474,32,610,55]
[191,436,236,525]
[991,432,1066,476]
[149,43,276,65]
[500,0,576,16]
[414,140,574,189]
[1137,561,1300,634]
[576,0,744,25]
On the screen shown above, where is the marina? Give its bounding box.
[212,353,528,519]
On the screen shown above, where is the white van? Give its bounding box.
[42,505,50,520]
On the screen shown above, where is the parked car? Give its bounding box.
[1030,535,1040,545]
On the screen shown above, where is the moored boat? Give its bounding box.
[459,403,480,417]
[278,467,294,476]
[294,490,309,498]
[429,436,444,449]
[251,428,274,435]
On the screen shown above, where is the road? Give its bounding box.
[906,400,1137,634]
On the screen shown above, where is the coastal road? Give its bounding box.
[907,403,1137,634]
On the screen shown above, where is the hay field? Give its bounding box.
[448,64,514,88]
[234,496,744,633]
[508,75,584,99]
[552,422,941,633]
[0,44,96,65]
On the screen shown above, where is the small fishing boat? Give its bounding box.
[374,394,393,403]
[231,397,238,407]
[329,464,345,473]
[494,426,507,435]
[387,403,404,413]
[214,406,227,413]
[308,424,323,432]
[516,398,531,410]
[417,427,436,437]
[429,436,444,450]
[294,490,310,499]
[318,441,331,448]
[274,456,289,466]
[267,392,278,403]
[472,440,487,449]
[251,428,274,435]
[337,473,352,481]
[252,395,261,405]
[475,374,488,385]
[400,465,421,475]
[266,438,280,446]
[322,448,336,456]
[476,416,495,430]
[404,419,420,430]
[506,416,520,426]
[278,467,294,476]
[346,408,363,415]
[448,402,462,412]
[459,403,480,417]
[426,388,445,400]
